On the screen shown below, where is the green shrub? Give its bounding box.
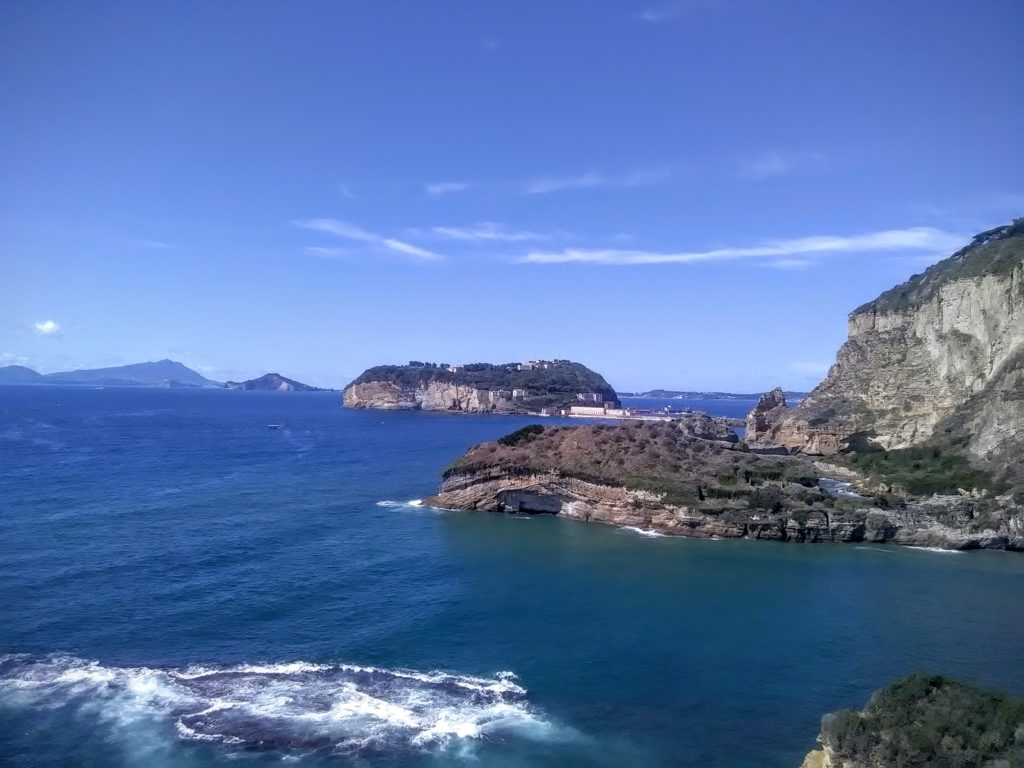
[498,424,545,446]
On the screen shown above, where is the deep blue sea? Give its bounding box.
[2,387,1023,767]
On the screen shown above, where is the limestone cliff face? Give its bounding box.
[343,380,516,412]
[767,221,1024,479]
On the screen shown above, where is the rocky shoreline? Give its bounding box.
[425,418,1024,552]
[426,465,1024,552]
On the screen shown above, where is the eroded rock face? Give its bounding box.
[745,387,788,444]
[343,380,517,412]
[760,223,1024,481]
[426,467,1024,551]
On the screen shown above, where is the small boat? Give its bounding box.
[267,423,283,430]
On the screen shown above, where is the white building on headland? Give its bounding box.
[512,388,528,399]
[448,365,465,373]
[576,392,604,404]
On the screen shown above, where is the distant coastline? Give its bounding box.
[620,389,809,401]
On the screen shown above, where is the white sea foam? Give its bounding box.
[0,654,549,757]
[621,526,666,538]
[376,499,442,512]
[908,546,964,554]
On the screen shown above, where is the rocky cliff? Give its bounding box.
[757,219,1024,486]
[344,379,519,412]
[343,360,618,413]
[426,420,1023,550]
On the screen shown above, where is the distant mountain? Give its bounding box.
[224,373,328,392]
[0,360,221,388]
[619,389,809,401]
[0,365,45,384]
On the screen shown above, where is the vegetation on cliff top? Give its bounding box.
[835,441,1009,496]
[856,218,1024,315]
[819,674,1024,767]
[347,360,619,405]
[447,420,825,510]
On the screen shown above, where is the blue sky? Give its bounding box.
[1,0,1022,391]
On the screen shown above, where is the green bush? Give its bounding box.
[498,424,545,446]
[822,674,1024,767]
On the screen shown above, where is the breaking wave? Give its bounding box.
[621,526,666,538]
[0,654,552,757]
[376,499,424,508]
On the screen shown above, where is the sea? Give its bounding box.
[2,386,1023,768]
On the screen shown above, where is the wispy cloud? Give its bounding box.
[425,181,471,197]
[0,352,32,366]
[431,223,549,242]
[33,320,61,336]
[125,238,176,250]
[304,246,350,259]
[293,219,443,262]
[521,167,671,195]
[760,258,814,270]
[519,227,966,266]
[338,183,357,200]
[738,150,826,180]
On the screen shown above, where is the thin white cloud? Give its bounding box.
[522,167,670,195]
[519,227,966,266]
[0,352,32,366]
[126,238,176,250]
[739,150,826,180]
[293,219,443,262]
[431,223,549,242]
[639,1,690,22]
[338,183,357,200]
[33,320,61,335]
[760,258,814,270]
[425,181,471,197]
[305,246,350,259]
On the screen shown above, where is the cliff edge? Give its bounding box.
[752,219,1024,488]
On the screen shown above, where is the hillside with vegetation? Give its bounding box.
[344,360,618,412]
[805,674,1024,768]
[430,418,1023,550]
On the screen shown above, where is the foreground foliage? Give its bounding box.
[821,674,1024,768]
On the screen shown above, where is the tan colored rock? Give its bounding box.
[343,380,516,412]
[758,222,1024,484]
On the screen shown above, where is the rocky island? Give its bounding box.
[427,220,1024,551]
[343,359,618,414]
[801,674,1024,767]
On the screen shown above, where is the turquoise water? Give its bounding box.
[2,387,1023,767]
